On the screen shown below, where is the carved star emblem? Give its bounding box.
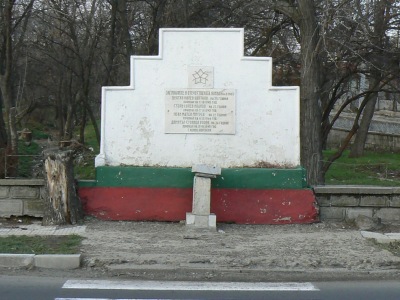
[192,69,208,85]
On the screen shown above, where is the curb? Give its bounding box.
[0,254,81,269]
[102,265,400,282]
[0,254,35,268]
[360,231,400,244]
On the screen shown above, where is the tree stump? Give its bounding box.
[42,149,83,225]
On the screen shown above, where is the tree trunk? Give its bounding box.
[117,0,133,57]
[64,100,75,140]
[0,1,18,157]
[0,95,8,149]
[0,79,18,153]
[79,103,87,144]
[56,75,65,139]
[9,107,17,152]
[85,100,100,146]
[348,80,379,158]
[274,0,323,185]
[298,0,323,185]
[349,0,387,158]
[42,149,83,225]
[103,0,117,86]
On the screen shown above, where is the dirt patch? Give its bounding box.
[374,241,400,257]
[0,216,42,226]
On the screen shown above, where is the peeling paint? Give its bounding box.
[137,118,154,154]
[273,217,292,222]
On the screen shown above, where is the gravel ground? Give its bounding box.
[77,218,400,281]
[1,218,400,281]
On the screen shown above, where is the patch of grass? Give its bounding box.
[16,140,41,178]
[373,241,400,257]
[18,140,41,156]
[75,160,96,179]
[31,129,50,140]
[74,120,99,180]
[324,150,400,186]
[24,121,52,140]
[83,120,100,153]
[0,234,83,254]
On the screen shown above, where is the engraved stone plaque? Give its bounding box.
[165,88,235,134]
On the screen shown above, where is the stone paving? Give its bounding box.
[0,223,86,236]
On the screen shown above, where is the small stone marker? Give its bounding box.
[186,164,221,229]
[191,164,221,178]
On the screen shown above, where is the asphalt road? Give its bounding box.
[1,275,400,300]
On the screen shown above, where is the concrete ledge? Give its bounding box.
[23,199,44,217]
[0,199,23,216]
[0,254,34,268]
[34,254,81,269]
[0,179,45,186]
[390,197,400,207]
[0,179,45,218]
[359,195,389,207]
[0,254,81,269]
[361,231,400,244]
[316,186,400,223]
[314,186,395,195]
[375,208,400,222]
[320,207,345,220]
[319,195,360,207]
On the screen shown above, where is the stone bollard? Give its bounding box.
[186,165,221,230]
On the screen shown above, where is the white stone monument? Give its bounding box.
[95,28,300,169]
[88,28,315,226]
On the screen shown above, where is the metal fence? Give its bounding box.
[1,150,43,179]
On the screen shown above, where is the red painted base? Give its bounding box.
[213,189,319,224]
[79,187,319,224]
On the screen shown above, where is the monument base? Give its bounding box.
[186,213,216,228]
[78,166,319,224]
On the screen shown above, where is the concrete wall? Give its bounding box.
[0,179,45,218]
[327,128,400,151]
[315,186,400,223]
[78,167,318,224]
[1,179,399,224]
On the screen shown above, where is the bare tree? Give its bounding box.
[32,0,109,145]
[0,0,35,176]
[273,0,324,185]
[316,0,400,165]
[1,0,399,184]
[349,0,398,157]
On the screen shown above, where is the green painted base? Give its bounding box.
[83,166,308,189]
